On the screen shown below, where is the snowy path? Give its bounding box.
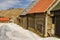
[0,23,60,40]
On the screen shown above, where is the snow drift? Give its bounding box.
[0,23,60,40]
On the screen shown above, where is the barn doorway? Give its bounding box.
[52,15,60,37]
[54,16,60,37]
[51,10,60,37]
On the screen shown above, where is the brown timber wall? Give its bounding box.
[27,13,45,37]
[35,13,45,36]
[19,13,53,37]
[18,15,27,29]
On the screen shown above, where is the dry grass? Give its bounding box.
[0,8,24,24]
[0,8,23,18]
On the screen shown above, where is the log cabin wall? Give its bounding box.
[34,13,45,36]
[27,14,35,30]
[18,15,27,29]
[45,14,53,37]
[26,13,46,37]
[19,13,53,37]
[22,17,27,29]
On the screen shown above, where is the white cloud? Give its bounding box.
[26,0,34,1]
[0,0,21,10]
[0,0,34,10]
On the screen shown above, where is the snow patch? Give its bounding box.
[0,23,60,40]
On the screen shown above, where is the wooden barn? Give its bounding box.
[18,0,56,37]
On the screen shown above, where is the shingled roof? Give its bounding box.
[28,0,55,13]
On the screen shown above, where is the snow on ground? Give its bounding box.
[0,23,60,40]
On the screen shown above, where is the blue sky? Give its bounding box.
[0,0,34,10]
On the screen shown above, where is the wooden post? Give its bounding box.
[44,14,48,37]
